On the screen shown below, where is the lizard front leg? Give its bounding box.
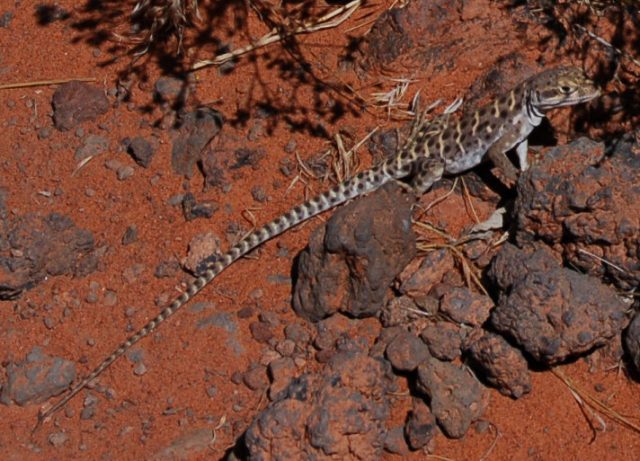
[486,124,527,182]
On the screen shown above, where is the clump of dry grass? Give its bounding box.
[127,0,200,53]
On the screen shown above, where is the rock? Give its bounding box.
[489,245,629,364]
[0,11,13,28]
[623,312,640,375]
[74,134,109,162]
[359,0,459,69]
[293,183,416,321]
[151,428,215,461]
[420,322,464,361]
[385,330,431,371]
[487,243,559,293]
[404,398,437,450]
[244,346,393,460]
[416,357,488,439]
[0,212,98,299]
[380,295,425,327]
[232,148,266,170]
[182,232,220,274]
[466,332,531,398]
[121,225,138,245]
[399,249,454,299]
[514,136,640,290]
[1,347,76,406]
[249,321,274,344]
[181,193,219,221]
[52,81,109,131]
[125,136,155,168]
[155,259,180,278]
[384,426,410,455]
[284,323,311,346]
[243,364,269,391]
[438,286,494,327]
[48,431,69,447]
[171,108,224,178]
[268,357,297,400]
[154,76,186,103]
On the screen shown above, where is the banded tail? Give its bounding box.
[36,158,410,427]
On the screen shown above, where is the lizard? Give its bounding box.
[36,66,600,428]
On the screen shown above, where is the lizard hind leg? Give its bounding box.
[409,156,445,195]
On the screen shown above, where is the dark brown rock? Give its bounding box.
[416,357,488,439]
[466,332,531,399]
[268,357,297,400]
[293,183,416,321]
[171,108,223,178]
[249,321,274,344]
[359,0,459,69]
[385,331,431,371]
[380,295,424,327]
[181,193,218,221]
[74,134,109,162]
[244,347,392,460]
[399,249,454,299]
[1,347,76,406]
[515,136,640,290]
[284,323,311,346]
[438,286,493,327]
[404,398,437,450]
[125,136,155,168]
[52,81,109,131]
[0,212,98,299]
[488,243,559,293]
[490,246,629,364]
[243,364,269,391]
[420,322,464,361]
[384,426,410,455]
[624,312,640,375]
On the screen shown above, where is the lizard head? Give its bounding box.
[528,66,600,111]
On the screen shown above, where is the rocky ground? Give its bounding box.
[1,0,640,459]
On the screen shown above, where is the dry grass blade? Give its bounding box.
[0,78,97,90]
[460,177,480,225]
[478,422,500,461]
[331,127,377,182]
[577,248,629,274]
[413,221,489,296]
[370,78,418,119]
[573,23,640,68]
[72,155,97,176]
[192,0,362,70]
[552,367,640,434]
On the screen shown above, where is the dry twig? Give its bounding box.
[0,78,97,90]
[192,0,362,70]
[553,367,640,435]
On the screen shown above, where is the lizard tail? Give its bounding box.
[37,160,405,427]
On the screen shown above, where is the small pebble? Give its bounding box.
[84,394,99,407]
[37,127,51,140]
[117,166,134,180]
[206,386,218,398]
[133,363,147,376]
[43,317,56,329]
[80,406,95,420]
[103,290,118,306]
[48,431,68,447]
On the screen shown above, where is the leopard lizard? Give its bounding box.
[36,66,600,427]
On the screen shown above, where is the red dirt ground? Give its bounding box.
[1,1,639,459]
